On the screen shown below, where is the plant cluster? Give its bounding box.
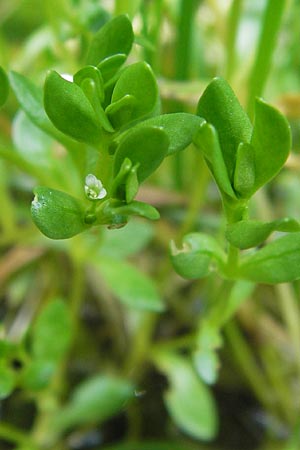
[1,2,300,450]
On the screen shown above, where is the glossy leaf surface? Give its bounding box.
[194,122,236,198]
[226,218,300,249]
[111,62,160,126]
[44,71,102,144]
[114,126,169,183]
[197,77,252,180]
[98,53,127,82]
[250,98,291,192]
[239,232,300,283]
[233,142,256,198]
[86,15,133,66]
[31,187,88,239]
[136,113,203,155]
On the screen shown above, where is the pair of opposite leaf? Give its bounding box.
[171,77,298,284]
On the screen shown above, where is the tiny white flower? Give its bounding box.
[84,174,107,200]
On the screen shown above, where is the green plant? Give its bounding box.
[1,2,300,450]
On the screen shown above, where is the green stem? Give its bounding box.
[0,423,36,447]
[247,0,287,118]
[0,162,16,235]
[276,283,300,378]
[225,0,243,81]
[225,320,273,411]
[178,150,210,238]
[175,0,198,81]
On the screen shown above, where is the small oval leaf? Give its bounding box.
[170,233,225,279]
[111,62,160,126]
[87,15,133,66]
[44,71,102,144]
[250,98,291,192]
[136,113,203,155]
[31,187,89,239]
[113,127,169,183]
[197,77,252,180]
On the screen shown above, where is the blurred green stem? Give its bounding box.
[0,423,36,448]
[225,0,243,81]
[276,283,300,378]
[247,0,286,118]
[225,320,273,411]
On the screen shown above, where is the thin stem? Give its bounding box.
[0,422,37,448]
[276,283,300,378]
[225,0,243,81]
[247,0,287,118]
[175,0,198,81]
[225,320,273,411]
[178,150,210,238]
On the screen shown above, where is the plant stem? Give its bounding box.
[247,0,287,118]
[0,423,36,447]
[276,283,300,378]
[178,149,210,238]
[175,0,198,81]
[225,320,273,411]
[225,0,243,81]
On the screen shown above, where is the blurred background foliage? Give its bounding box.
[1,1,300,449]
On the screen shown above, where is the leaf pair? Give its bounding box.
[195,77,291,199]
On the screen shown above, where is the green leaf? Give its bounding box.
[9,71,63,139]
[106,94,136,129]
[194,122,236,198]
[112,201,160,220]
[0,66,9,107]
[154,352,218,441]
[53,375,134,431]
[0,365,15,399]
[193,349,219,386]
[92,257,164,311]
[21,360,56,391]
[113,126,169,183]
[136,113,203,155]
[74,65,105,104]
[197,77,252,180]
[250,98,291,192]
[31,299,72,361]
[12,111,54,170]
[73,65,114,133]
[170,233,225,279]
[31,187,89,239]
[86,15,133,66]
[98,53,127,82]
[125,164,139,203]
[110,62,160,127]
[226,218,300,249]
[44,70,102,144]
[239,232,300,283]
[233,142,256,198]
